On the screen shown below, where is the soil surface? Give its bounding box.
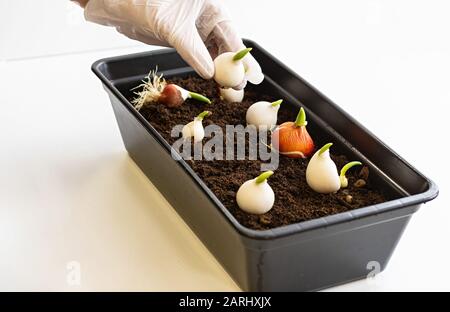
[133,76,392,230]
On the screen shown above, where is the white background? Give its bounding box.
[0,0,449,291]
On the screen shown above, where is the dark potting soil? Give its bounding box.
[133,76,392,230]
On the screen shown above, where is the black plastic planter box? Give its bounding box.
[92,40,438,291]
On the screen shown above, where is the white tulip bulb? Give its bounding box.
[182,111,211,143]
[306,143,341,194]
[214,48,263,88]
[214,51,246,88]
[220,87,244,103]
[246,100,282,130]
[236,171,275,214]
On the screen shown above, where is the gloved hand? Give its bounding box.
[84,0,264,86]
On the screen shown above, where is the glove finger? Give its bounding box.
[196,0,230,43]
[211,21,242,55]
[170,28,215,79]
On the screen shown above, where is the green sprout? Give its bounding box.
[255,171,274,184]
[340,161,362,188]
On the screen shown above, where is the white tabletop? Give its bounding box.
[1,0,449,291]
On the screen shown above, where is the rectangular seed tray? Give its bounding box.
[92,39,438,291]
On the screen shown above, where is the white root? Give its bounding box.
[131,68,167,111]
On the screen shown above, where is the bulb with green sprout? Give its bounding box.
[132,70,211,110]
[236,171,275,214]
[340,161,362,188]
[214,48,262,88]
[246,99,283,130]
[271,107,315,158]
[182,111,211,143]
[306,143,363,194]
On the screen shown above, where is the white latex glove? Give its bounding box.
[84,0,264,86]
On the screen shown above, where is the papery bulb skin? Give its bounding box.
[159,84,184,107]
[271,122,315,158]
[271,107,315,158]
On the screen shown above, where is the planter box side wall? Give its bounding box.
[246,210,414,291]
